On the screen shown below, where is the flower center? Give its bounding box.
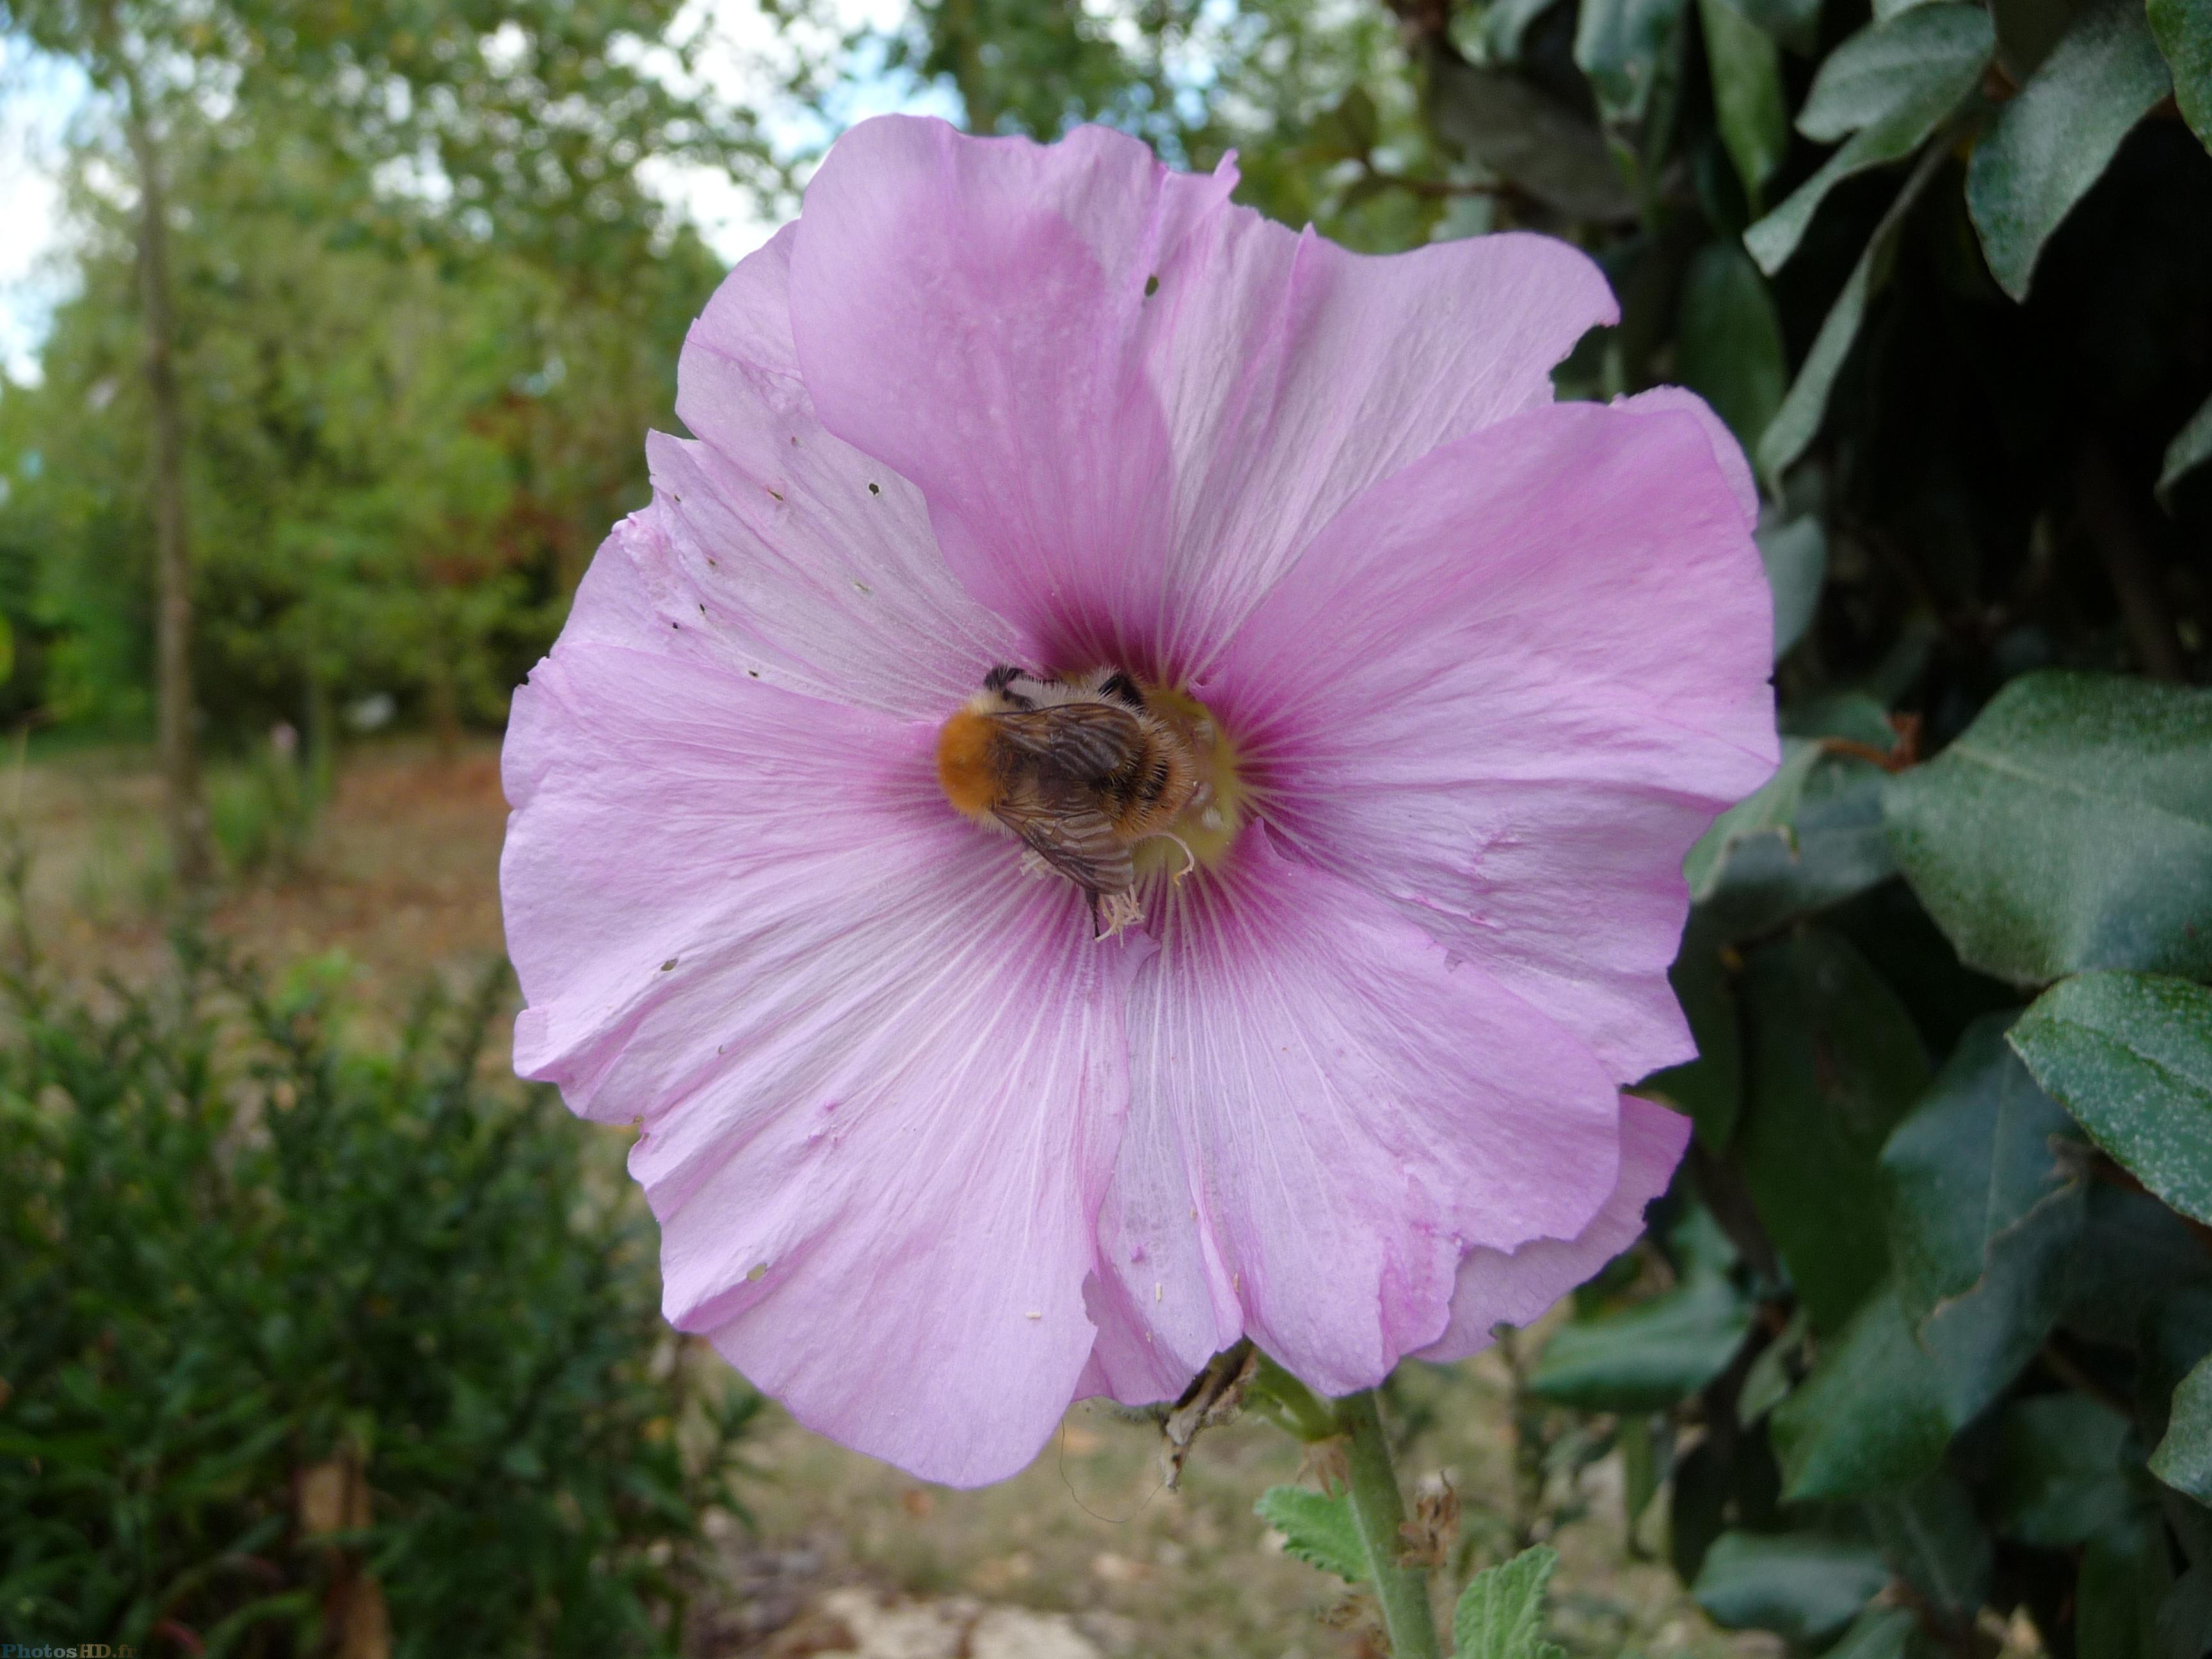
[934,667,1248,911]
[1132,682,1246,878]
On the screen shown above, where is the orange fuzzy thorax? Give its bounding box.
[936,707,999,818]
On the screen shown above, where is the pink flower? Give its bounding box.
[500,116,1777,1487]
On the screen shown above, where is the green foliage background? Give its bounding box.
[2,0,2211,1653]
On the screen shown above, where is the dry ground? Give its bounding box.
[23,741,1774,1659]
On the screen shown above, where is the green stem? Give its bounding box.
[1249,1350,1340,1442]
[1334,1390,1441,1659]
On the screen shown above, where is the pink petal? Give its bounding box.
[1082,826,1623,1404]
[1418,1095,1692,1362]
[502,641,1147,1486]
[787,115,1617,677]
[1209,399,1778,1086]
[1612,385,1759,529]
[576,223,1018,716]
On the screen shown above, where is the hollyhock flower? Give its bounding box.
[500,115,1776,1487]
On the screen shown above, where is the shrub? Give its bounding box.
[0,915,755,1656]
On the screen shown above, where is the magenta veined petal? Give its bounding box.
[502,627,1148,1486]
[787,113,1619,680]
[500,112,1779,1487]
[1416,1094,1695,1362]
[1208,397,1778,1086]
[1083,825,1623,1404]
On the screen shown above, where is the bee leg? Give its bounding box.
[1087,888,1105,938]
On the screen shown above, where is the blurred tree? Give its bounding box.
[0,0,772,811]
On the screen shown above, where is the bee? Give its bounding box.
[937,664,1203,936]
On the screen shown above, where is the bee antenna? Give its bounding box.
[982,663,1030,693]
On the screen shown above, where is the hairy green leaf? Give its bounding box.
[2012,974,2212,1226]
[1967,0,2172,300]
[1685,741,1898,940]
[1743,6,1989,274]
[2153,1354,2212,1504]
[1882,1014,2085,1332]
[2148,0,2212,154]
[2158,392,2212,511]
[1255,1485,1367,1583]
[1452,1544,1567,1659]
[1756,142,1948,476]
[1690,1531,1889,1642]
[1797,5,1997,141]
[1885,673,2212,984]
[1757,517,1828,659]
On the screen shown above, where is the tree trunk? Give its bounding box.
[120,60,212,886]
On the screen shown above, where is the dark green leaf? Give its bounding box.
[1480,0,1569,63]
[1737,930,1930,1329]
[1882,1014,2085,1331]
[1822,1606,1921,1659]
[1576,0,1695,126]
[1966,0,2173,301]
[1452,1544,1567,1659]
[1757,517,1827,659]
[1770,1283,1954,1498]
[1670,1437,1733,1583]
[1989,1393,2138,1547]
[1649,914,1742,1148]
[1738,1308,1807,1422]
[1429,58,1638,219]
[1686,738,1823,895]
[2152,1354,2212,1503]
[2061,1185,2212,1351]
[1255,1485,1367,1583]
[1690,1530,1889,1642]
[1709,756,1898,938]
[1884,672,2212,984]
[2147,0,2212,154]
[2080,1514,2177,1659]
[1310,86,1381,158]
[2012,974,2212,1225]
[1528,1268,1754,1411]
[1677,240,1788,450]
[1991,0,2084,75]
[1733,0,1825,55]
[2160,1566,2212,1659]
[1863,1470,1992,1623]
[1620,1413,1663,1525]
[1756,143,1950,477]
[1798,6,1998,141]
[2157,392,2212,511]
[1783,693,1903,753]
[1743,6,1990,274]
[1699,0,1791,210]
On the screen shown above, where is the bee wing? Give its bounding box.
[990,792,1135,897]
[991,702,1146,783]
